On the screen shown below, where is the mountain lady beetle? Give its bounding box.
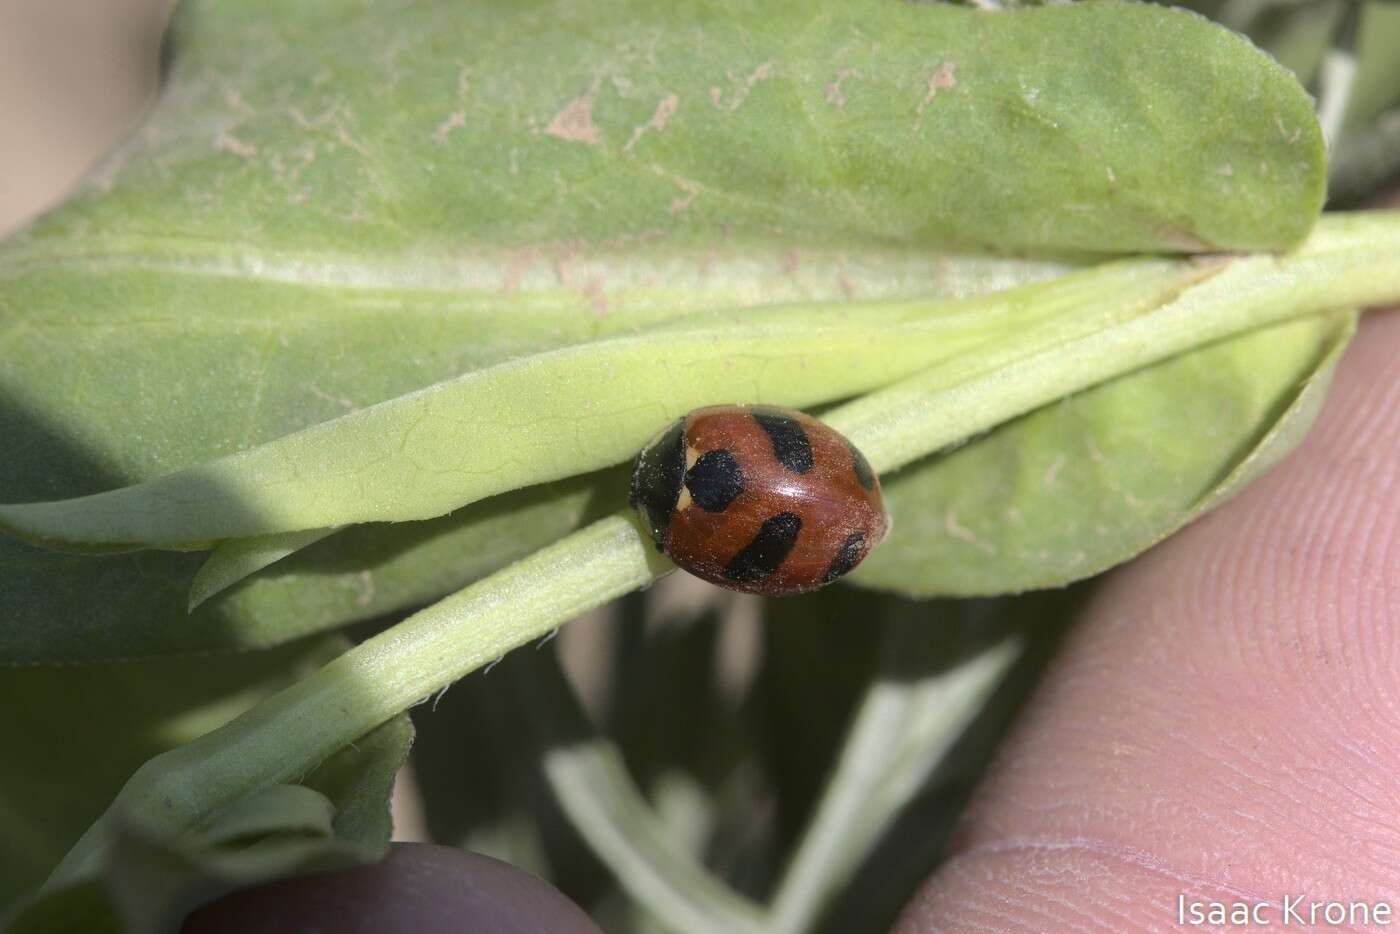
[629,404,889,595]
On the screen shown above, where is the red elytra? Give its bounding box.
[629,404,888,595]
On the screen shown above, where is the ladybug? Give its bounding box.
[629,404,889,595]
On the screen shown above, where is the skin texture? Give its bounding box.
[894,307,1400,931]
[181,843,601,934]
[632,405,888,595]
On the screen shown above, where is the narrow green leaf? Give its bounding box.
[1,471,618,666]
[769,626,1022,934]
[300,715,414,846]
[191,784,337,846]
[0,285,1109,549]
[188,528,337,611]
[1344,2,1400,132]
[509,653,768,934]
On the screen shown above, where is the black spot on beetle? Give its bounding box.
[846,441,876,491]
[822,531,866,583]
[629,419,686,550]
[686,449,744,512]
[753,412,813,473]
[724,511,802,583]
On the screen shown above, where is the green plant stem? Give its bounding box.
[46,512,670,887]
[828,211,1400,472]
[45,210,1400,895]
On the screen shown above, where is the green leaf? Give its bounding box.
[0,470,620,665]
[768,619,1022,934]
[188,528,337,611]
[9,0,1321,263]
[853,311,1355,596]
[0,632,412,932]
[0,0,1328,547]
[0,638,342,903]
[0,281,1139,550]
[506,650,769,934]
[298,715,414,847]
[4,716,412,934]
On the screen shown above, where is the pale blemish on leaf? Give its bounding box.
[307,384,358,411]
[944,508,978,544]
[1043,453,1065,487]
[623,93,678,153]
[212,86,260,159]
[545,77,604,145]
[825,68,857,108]
[711,62,773,111]
[433,68,472,144]
[285,104,370,156]
[223,87,256,118]
[214,126,258,158]
[665,173,702,214]
[1274,114,1302,144]
[286,106,326,130]
[334,121,370,157]
[916,61,957,127]
[432,111,466,144]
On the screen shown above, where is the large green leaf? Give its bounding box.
[0,0,1324,542]
[9,0,1321,262]
[0,635,412,933]
[853,312,1354,595]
